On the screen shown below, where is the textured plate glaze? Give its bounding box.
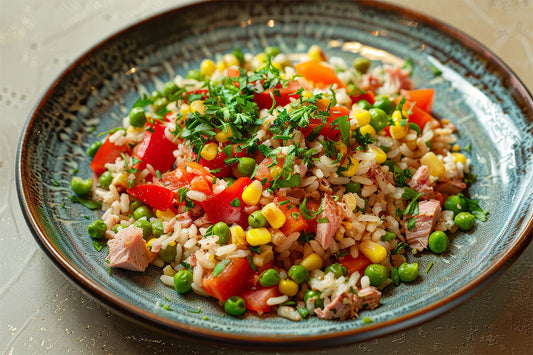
[16,0,533,346]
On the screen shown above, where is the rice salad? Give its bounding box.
[76,45,488,321]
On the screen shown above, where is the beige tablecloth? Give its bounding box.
[1,0,531,353]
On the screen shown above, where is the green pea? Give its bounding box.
[213,222,230,244]
[259,268,280,287]
[163,81,179,98]
[265,46,281,58]
[444,194,467,216]
[86,141,102,158]
[364,264,388,287]
[159,242,177,263]
[174,269,193,294]
[428,231,449,254]
[288,265,309,284]
[398,262,418,282]
[153,97,168,112]
[152,219,164,238]
[222,177,236,186]
[369,108,388,132]
[133,219,152,240]
[356,99,372,110]
[129,107,146,127]
[372,96,394,115]
[129,199,144,212]
[381,231,396,242]
[149,90,162,102]
[71,177,93,196]
[187,69,203,80]
[344,182,361,193]
[98,171,113,190]
[324,263,348,278]
[391,266,400,286]
[454,212,475,231]
[304,289,324,309]
[352,57,371,74]
[87,220,107,239]
[237,157,256,177]
[224,296,246,316]
[133,206,153,220]
[248,211,267,228]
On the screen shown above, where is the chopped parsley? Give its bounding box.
[353,127,377,151]
[393,166,413,187]
[68,195,102,210]
[230,198,241,207]
[213,259,231,277]
[425,261,434,273]
[391,242,408,255]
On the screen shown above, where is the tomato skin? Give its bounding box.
[339,254,371,276]
[400,89,435,113]
[133,124,177,174]
[194,151,232,178]
[295,60,345,89]
[350,91,375,105]
[90,137,130,174]
[201,177,252,227]
[127,184,174,211]
[254,80,301,110]
[241,286,281,314]
[202,258,253,302]
[301,106,351,141]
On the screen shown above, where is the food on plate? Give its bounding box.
[74,45,488,321]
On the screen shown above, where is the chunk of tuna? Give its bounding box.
[315,286,382,320]
[437,179,466,196]
[107,226,149,272]
[315,195,341,250]
[406,199,441,251]
[408,165,434,200]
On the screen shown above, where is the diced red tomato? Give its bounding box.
[350,91,375,105]
[241,286,281,314]
[254,80,301,110]
[254,156,284,187]
[202,258,253,302]
[295,60,345,89]
[275,198,309,236]
[400,89,435,113]
[127,184,174,211]
[303,199,322,234]
[132,124,178,174]
[339,254,371,276]
[226,67,240,78]
[396,97,434,130]
[190,176,212,195]
[90,137,130,175]
[193,151,232,178]
[301,106,351,141]
[201,177,252,227]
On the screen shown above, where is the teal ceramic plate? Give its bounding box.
[17,0,533,346]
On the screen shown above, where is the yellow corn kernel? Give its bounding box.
[340,156,359,177]
[255,53,266,63]
[303,243,313,257]
[353,108,371,127]
[270,166,282,178]
[216,61,226,72]
[272,61,284,71]
[420,152,445,178]
[246,227,272,246]
[302,90,313,98]
[200,59,216,76]
[343,222,353,230]
[200,142,218,161]
[190,100,206,114]
[300,252,323,271]
[334,141,348,157]
[242,180,263,206]
[452,144,460,152]
[359,240,388,264]
[391,110,409,122]
[180,103,190,117]
[451,152,467,165]
[368,144,387,164]
[156,209,176,221]
[389,121,409,139]
[261,203,287,229]
[223,53,240,67]
[441,118,450,125]
[279,279,299,296]
[252,249,274,268]
[359,124,376,138]
[343,193,357,211]
[334,230,344,242]
[112,172,129,190]
[316,98,330,111]
[405,139,418,150]
[215,126,233,143]
[230,225,247,249]
[307,45,327,62]
[145,238,156,249]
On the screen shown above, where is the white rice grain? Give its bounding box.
[267,295,289,306]
[160,274,174,287]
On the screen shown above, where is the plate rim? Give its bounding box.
[16,0,533,346]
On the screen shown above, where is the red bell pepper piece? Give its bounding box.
[132,124,177,174]
[395,97,434,130]
[276,198,308,236]
[241,286,281,314]
[127,184,174,211]
[254,80,301,110]
[193,151,233,178]
[90,137,130,175]
[301,106,351,141]
[339,254,371,276]
[202,258,253,302]
[295,60,345,89]
[201,177,252,227]
[400,89,435,113]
